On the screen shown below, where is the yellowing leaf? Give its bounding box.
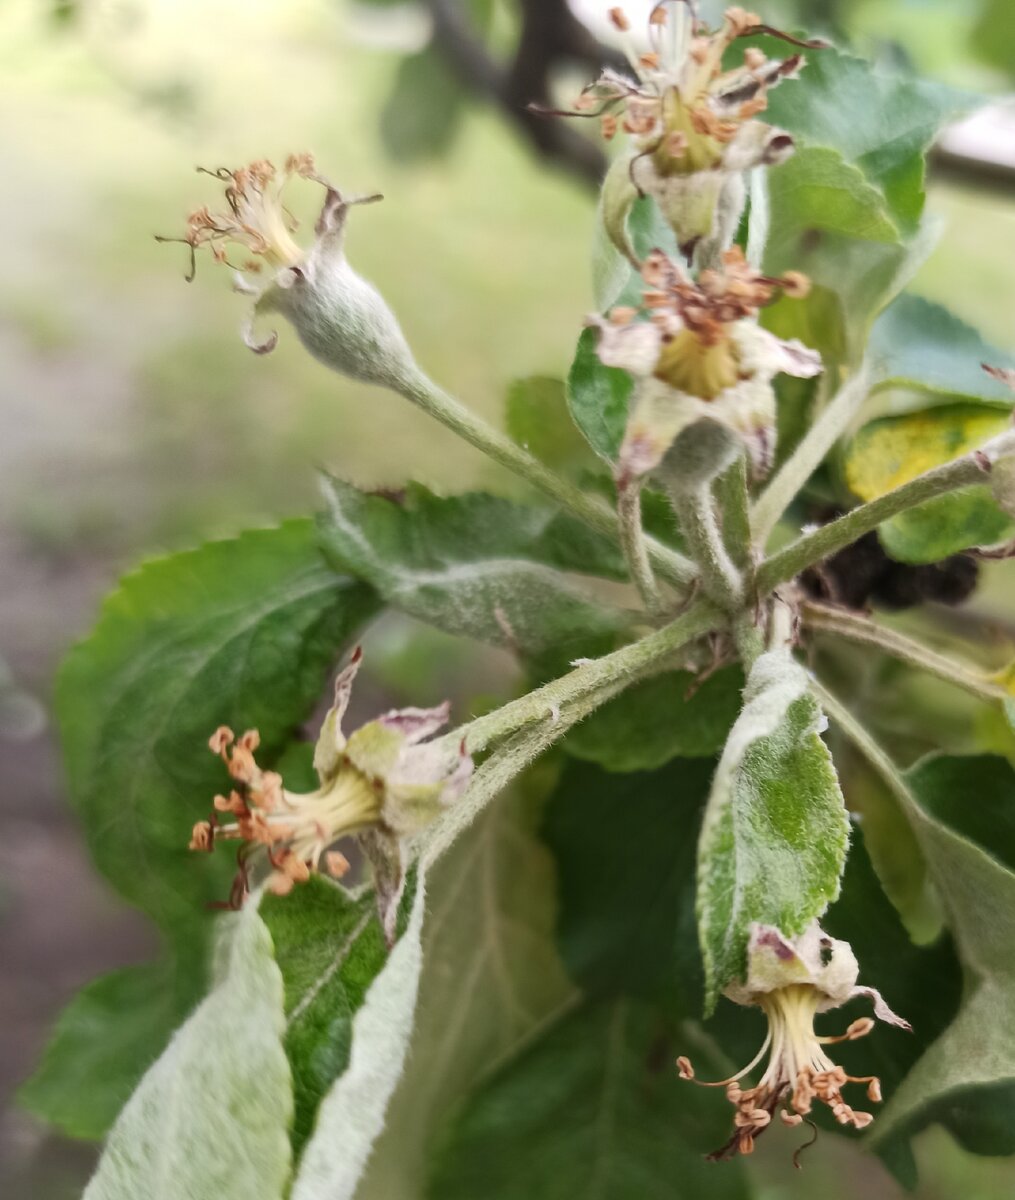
[845,405,1010,500]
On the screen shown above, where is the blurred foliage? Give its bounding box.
[7,1,1015,1199]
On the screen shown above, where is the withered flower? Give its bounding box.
[159,154,419,390]
[190,649,471,940]
[588,246,820,482]
[563,3,823,258]
[678,922,910,1161]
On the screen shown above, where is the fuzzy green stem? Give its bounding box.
[669,484,745,612]
[715,452,754,574]
[751,368,870,548]
[448,598,723,756]
[756,444,1012,594]
[802,601,1008,706]
[397,369,697,588]
[617,479,665,617]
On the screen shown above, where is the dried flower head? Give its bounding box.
[678,922,910,1162]
[159,155,419,390]
[588,246,821,481]
[190,649,471,939]
[562,2,825,256]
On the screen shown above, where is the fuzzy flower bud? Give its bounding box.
[190,648,471,941]
[678,922,910,1162]
[159,154,420,392]
[560,4,825,259]
[588,246,821,483]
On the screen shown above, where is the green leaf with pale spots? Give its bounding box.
[697,649,849,1012]
[317,478,631,658]
[843,405,1014,562]
[426,998,752,1200]
[872,755,1015,1158]
[83,902,292,1200]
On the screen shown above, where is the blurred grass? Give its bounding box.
[2,1,1015,1197]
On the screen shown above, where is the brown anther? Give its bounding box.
[640,52,661,69]
[726,7,761,37]
[740,96,768,119]
[209,726,235,754]
[780,270,811,299]
[237,729,261,752]
[608,6,630,32]
[744,47,767,70]
[780,1110,803,1127]
[642,289,670,308]
[649,4,668,25]
[739,1133,755,1155]
[189,821,214,852]
[689,37,710,64]
[749,1108,772,1126]
[601,113,619,140]
[609,306,638,325]
[676,1056,695,1080]
[867,1078,882,1104]
[267,871,296,897]
[325,850,351,878]
[574,93,598,112]
[853,1111,874,1129]
[846,1017,875,1040]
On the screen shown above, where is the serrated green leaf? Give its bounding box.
[872,756,1015,1157]
[317,479,631,657]
[290,875,427,1200]
[57,520,379,933]
[18,961,202,1141]
[261,878,387,1162]
[768,146,901,249]
[84,903,292,1200]
[427,998,752,1200]
[356,788,577,1200]
[843,405,1014,562]
[563,665,743,772]
[504,375,602,481]
[868,293,1015,414]
[756,40,970,232]
[697,650,849,1011]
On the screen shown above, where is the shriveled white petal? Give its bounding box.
[726,921,861,1008]
[591,318,664,377]
[377,702,451,745]
[723,121,795,173]
[618,377,700,481]
[850,985,913,1030]
[733,321,822,381]
[241,313,278,355]
[313,648,363,779]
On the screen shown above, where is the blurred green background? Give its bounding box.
[2,0,1015,1196]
